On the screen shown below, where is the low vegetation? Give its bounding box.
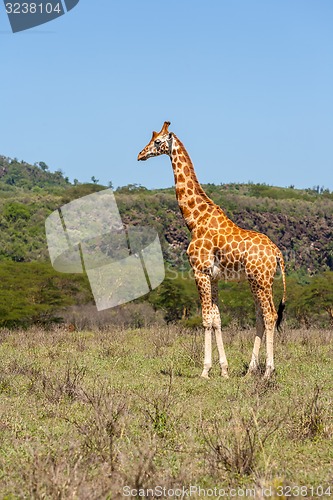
[0,324,332,497]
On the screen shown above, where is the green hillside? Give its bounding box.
[0,155,332,328]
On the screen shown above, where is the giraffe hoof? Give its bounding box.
[220,369,229,379]
[201,371,210,379]
[244,368,258,379]
[263,367,275,380]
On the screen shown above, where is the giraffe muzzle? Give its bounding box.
[137,151,148,161]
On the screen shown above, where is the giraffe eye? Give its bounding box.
[154,139,161,146]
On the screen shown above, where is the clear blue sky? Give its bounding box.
[1,0,332,190]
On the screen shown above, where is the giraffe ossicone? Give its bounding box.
[138,121,286,379]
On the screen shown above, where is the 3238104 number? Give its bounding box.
[5,3,62,14]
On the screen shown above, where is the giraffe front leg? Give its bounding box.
[193,270,214,379]
[211,281,228,378]
[202,326,212,379]
[214,327,229,378]
[194,271,229,379]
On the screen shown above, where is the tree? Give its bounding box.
[38,161,49,171]
[149,275,199,323]
[287,272,333,327]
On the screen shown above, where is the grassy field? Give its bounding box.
[0,324,332,499]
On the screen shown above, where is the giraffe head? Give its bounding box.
[137,121,173,161]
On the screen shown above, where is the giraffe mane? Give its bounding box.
[173,134,218,209]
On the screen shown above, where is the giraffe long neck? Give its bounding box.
[169,134,228,232]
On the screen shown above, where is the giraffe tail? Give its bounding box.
[276,250,286,331]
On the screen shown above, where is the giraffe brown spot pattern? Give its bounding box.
[137,121,287,380]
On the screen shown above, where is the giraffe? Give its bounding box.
[138,121,286,379]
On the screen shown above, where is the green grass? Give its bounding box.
[0,325,332,498]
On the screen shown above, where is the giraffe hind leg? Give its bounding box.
[264,305,277,379]
[263,293,278,379]
[247,297,264,376]
[247,286,277,379]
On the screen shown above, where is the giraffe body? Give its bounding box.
[138,122,286,379]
